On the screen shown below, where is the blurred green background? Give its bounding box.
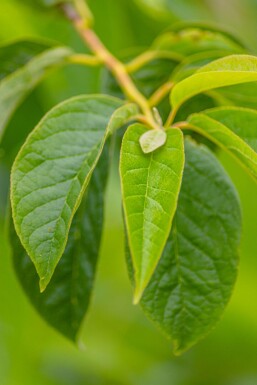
[1,0,257,384]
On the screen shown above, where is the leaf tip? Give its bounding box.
[172,338,191,356]
[133,286,144,305]
[39,277,48,293]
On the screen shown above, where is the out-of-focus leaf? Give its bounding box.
[0,39,72,140]
[153,28,244,57]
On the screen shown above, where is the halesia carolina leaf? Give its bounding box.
[171,55,257,111]
[10,145,109,341]
[126,139,241,354]
[120,123,184,303]
[11,95,138,291]
[187,107,257,182]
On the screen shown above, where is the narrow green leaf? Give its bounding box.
[126,139,241,354]
[120,123,184,303]
[187,108,257,182]
[171,55,257,111]
[0,39,72,140]
[11,95,138,291]
[203,107,257,150]
[10,145,109,341]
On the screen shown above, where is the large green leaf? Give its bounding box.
[153,28,244,57]
[0,39,72,140]
[11,95,138,291]
[127,139,241,354]
[120,123,184,303]
[10,144,109,341]
[172,50,235,82]
[187,108,257,182]
[171,55,257,112]
[217,83,257,109]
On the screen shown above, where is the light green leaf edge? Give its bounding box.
[120,123,185,303]
[170,55,257,112]
[187,107,257,182]
[11,95,138,291]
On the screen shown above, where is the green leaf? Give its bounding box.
[170,22,246,49]
[172,50,235,82]
[187,108,257,182]
[120,123,184,303]
[171,55,257,111]
[153,28,244,57]
[217,83,257,109]
[0,39,72,141]
[10,144,109,341]
[126,139,241,354]
[11,95,138,291]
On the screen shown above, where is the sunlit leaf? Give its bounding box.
[120,123,184,302]
[171,55,257,111]
[187,107,257,181]
[11,95,138,291]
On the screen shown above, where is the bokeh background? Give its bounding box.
[1,0,257,384]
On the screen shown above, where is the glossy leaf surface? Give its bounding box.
[121,123,184,302]
[171,55,257,111]
[11,95,138,290]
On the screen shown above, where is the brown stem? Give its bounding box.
[62,3,160,130]
[149,81,174,107]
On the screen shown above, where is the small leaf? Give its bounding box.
[171,55,257,111]
[187,108,257,182]
[0,39,72,140]
[126,139,241,354]
[139,129,167,154]
[120,123,184,303]
[11,95,138,291]
[10,144,109,341]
